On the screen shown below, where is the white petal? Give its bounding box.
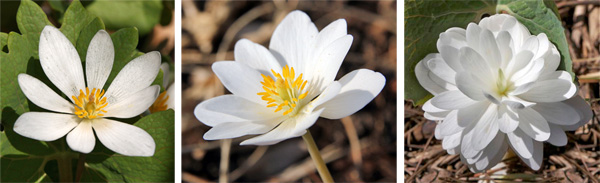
[474,133,506,170]
[166,84,175,110]
[466,23,481,51]
[518,108,550,141]
[479,29,501,69]
[319,69,385,119]
[437,28,467,71]
[240,108,324,146]
[211,61,264,104]
[203,117,284,140]
[194,95,277,127]
[234,39,282,77]
[455,72,486,100]
[459,47,493,83]
[496,31,513,69]
[508,129,534,159]
[415,54,453,95]
[85,30,114,90]
[104,51,161,105]
[560,96,593,131]
[14,112,79,141]
[532,101,580,126]
[547,124,567,146]
[498,105,519,133]
[430,90,477,110]
[437,110,463,137]
[471,104,499,150]
[66,120,95,153]
[427,57,456,85]
[520,140,543,170]
[505,50,534,77]
[269,10,318,73]
[307,35,353,94]
[518,79,576,103]
[457,101,490,127]
[160,62,170,88]
[442,132,461,150]
[538,45,561,78]
[92,118,155,157]
[314,19,348,54]
[18,74,73,113]
[38,26,85,100]
[103,85,160,118]
[461,128,480,158]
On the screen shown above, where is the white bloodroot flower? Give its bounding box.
[14,26,160,156]
[149,62,174,113]
[415,14,592,172]
[194,10,386,145]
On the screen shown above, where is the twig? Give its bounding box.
[557,0,600,8]
[229,146,269,181]
[219,139,232,183]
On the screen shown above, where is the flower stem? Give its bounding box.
[75,153,86,182]
[57,155,73,182]
[302,130,334,183]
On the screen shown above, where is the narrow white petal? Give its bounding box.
[166,84,175,110]
[38,26,85,99]
[85,30,114,90]
[269,10,318,73]
[240,108,324,146]
[466,23,481,51]
[437,110,463,137]
[103,85,160,118]
[455,72,486,101]
[430,90,477,110]
[471,104,499,151]
[518,108,550,141]
[314,19,348,54]
[92,118,155,157]
[532,101,580,126]
[461,128,480,158]
[211,61,264,104]
[234,39,282,76]
[506,51,535,79]
[520,141,543,170]
[427,58,456,85]
[474,133,506,170]
[547,124,568,146]
[508,129,534,159]
[518,79,576,103]
[459,47,493,83]
[498,106,519,133]
[479,29,501,69]
[307,35,353,93]
[18,74,73,113]
[204,117,284,140]
[560,96,593,131]
[14,112,79,141]
[104,51,161,105]
[194,95,277,127]
[160,62,170,88]
[415,54,452,95]
[319,69,385,119]
[442,132,461,150]
[457,101,489,127]
[66,120,95,153]
[495,31,513,69]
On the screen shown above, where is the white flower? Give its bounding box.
[149,62,174,113]
[14,26,160,157]
[194,10,386,145]
[415,14,592,172]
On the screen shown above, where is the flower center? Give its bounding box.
[257,65,308,116]
[495,69,514,97]
[72,87,108,119]
[149,91,169,113]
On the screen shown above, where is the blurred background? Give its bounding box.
[405,0,600,182]
[181,1,397,182]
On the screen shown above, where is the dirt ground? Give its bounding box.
[180,1,397,182]
[404,1,600,182]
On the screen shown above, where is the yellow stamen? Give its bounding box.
[149,90,170,113]
[72,87,108,119]
[257,65,309,116]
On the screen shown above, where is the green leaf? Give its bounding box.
[86,0,164,35]
[404,0,573,103]
[404,0,496,102]
[85,110,175,182]
[59,0,96,45]
[75,18,106,62]
[497,0,573,77]
[1,32,8,50]
[102,27,140,90]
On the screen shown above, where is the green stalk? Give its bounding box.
[302,130,334,183]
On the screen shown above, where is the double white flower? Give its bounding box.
[14,26,160,156]
[416,14,592,172]
[195,10,386,145]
